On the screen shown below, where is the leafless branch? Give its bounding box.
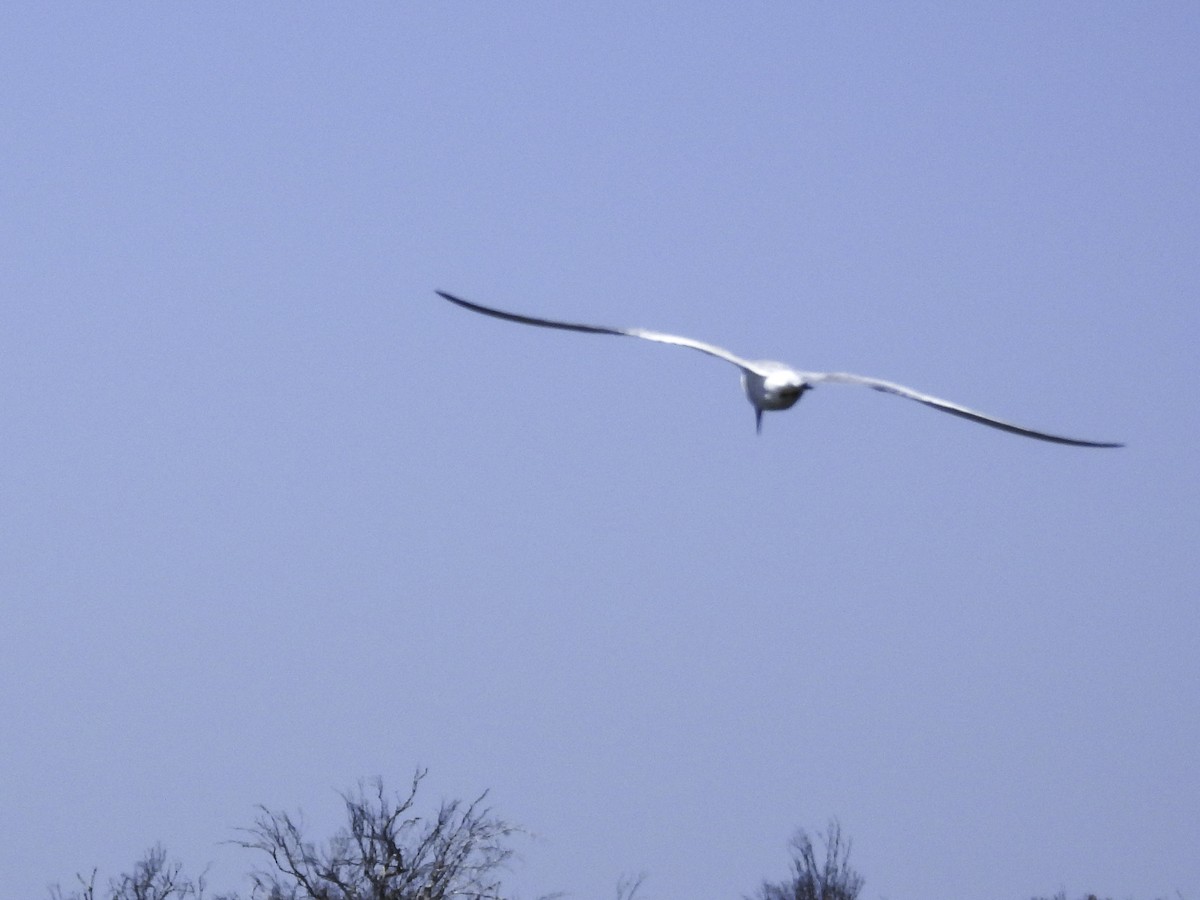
[232,770,529,900]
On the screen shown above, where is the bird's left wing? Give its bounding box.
[809,371,1123,447]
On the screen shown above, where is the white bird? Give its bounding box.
[436,290,1122,448]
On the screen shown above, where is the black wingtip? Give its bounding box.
[436,289,478,313]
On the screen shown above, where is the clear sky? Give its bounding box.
[2,5,1196,900]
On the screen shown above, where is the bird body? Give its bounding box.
[436,290,1121,448]
[739,364,810,433]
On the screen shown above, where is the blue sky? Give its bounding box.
[1,5,1196,899]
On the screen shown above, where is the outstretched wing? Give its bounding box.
[810,371,1123,447]
[436,290,761,373]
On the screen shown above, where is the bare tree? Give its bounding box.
[749,821,863,900]
[234,769,531,900]
[49,844,222,900]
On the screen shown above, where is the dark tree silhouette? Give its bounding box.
[234,769,534,900]
[749,820,863,900]
[49,843,224,900]
[49,802,1183,900]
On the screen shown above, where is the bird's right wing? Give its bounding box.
[810,371,1123,447]
[436,291,762,372]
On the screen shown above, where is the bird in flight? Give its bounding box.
[436,290,1121,447]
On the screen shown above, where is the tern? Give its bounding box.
[436,290,1121,447]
